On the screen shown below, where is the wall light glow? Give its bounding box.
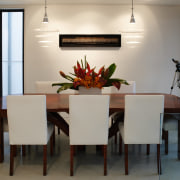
[38,40,53,43]
[35,34,53,38]
[126,41,141,44]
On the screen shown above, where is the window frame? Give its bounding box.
[0,9,24,96]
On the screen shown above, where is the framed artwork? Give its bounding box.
[59,34,121,47]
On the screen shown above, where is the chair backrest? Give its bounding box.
[124,95,164,144]
[69,95,110,145]
[7,95,48,145]
[35,81,58,94]
[35,81,77,94]
[111,81,136,94]
[102,81,136,94]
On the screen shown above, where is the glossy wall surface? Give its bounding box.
[1,4,180,96]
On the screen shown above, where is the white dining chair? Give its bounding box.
[163,114,178,154]
[35,81,76,124]
[69,95,110,176]
[109,81,136,144]
[35,81,59,94]
[7,95,54,176]
[119,95,164,175]
[102,81,136,94]
[111,81,136,94]
[35,81,77,94]
[35,81,76,135]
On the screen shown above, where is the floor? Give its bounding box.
[0,131,179,180]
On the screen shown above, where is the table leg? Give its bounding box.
[47,112,69,136]
[0,117,4,162]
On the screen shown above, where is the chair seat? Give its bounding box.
[112,111,124,121]
[59,112,69,122]
[163,114,178,131]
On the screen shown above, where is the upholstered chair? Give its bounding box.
[163,114,178,154]
[35,81,59,94]
[110,81,136,144]
[35,81,77,94]
[36,81,67,135]
[69,95,110,176]
[7,95,54,176]
[111,81,136,94]
[35,81,76,127]
[119,95,164,175]
[102,81,136,94]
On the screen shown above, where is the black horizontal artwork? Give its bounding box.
[59,34,121,47]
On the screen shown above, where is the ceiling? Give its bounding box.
[0,0,180,5]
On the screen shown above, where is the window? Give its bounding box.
[0,9,24,96]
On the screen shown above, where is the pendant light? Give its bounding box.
[42,0,48,23]
[130,0,135,23]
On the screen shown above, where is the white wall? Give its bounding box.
[2,4,180,95]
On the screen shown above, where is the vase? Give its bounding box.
[78,86,102,95]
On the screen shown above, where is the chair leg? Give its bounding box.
[103,145,107,176]
[119,133,122,155]
[58,127,60,135]
[125,144,128,175]
[53,126,55,146]
[157,144,161,175]
[43,145,47,176]
[22,145,26,156]
[10,145,15,176]
[70,145,74,176]
[50,134,54,156]
[164,130,168,155]
[147,144,150,155]
[112,117,118,145]
[111,117,113,126]
[114,134,117,144]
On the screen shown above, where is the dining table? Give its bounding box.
[0,93,180,163]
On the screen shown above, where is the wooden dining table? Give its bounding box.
[0,93,180,162]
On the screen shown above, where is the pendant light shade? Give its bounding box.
[42,0,48,23]
[130,0,135,23]
[130,14,135,23]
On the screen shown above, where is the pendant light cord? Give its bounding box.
[45,0,47,16]
[132,0,134,16]
[42,0,48,23]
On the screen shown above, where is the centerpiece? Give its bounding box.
[52,56,129,93]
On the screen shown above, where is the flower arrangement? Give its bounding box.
[52,56,129,93]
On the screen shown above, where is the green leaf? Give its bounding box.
[63,75,74,82]
[107,63,116,79]
[69,72,76,77]
[81,59,84,69]
[54,83,75,93]
[104,78,129,87]
[85,56,87,69]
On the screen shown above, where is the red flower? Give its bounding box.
[59,71,66,78]
[112,82,121,90]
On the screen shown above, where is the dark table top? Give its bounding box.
[0,93,180,116]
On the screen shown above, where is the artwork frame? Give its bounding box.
[59,34,121,47]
